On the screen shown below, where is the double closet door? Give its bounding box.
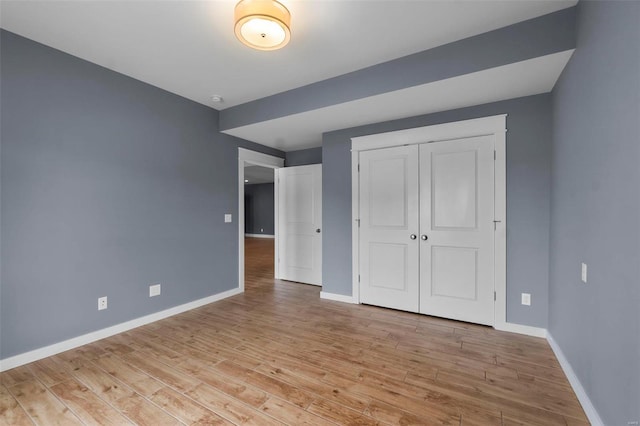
[359,136,495,326]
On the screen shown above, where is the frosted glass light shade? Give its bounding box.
[234,0,291,51]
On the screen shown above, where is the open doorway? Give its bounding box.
[244,165,275,284]
[237,148,284,293]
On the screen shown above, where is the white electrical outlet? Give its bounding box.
[224,214,232,223]
[581,262,587,283]
[98,296,108,311]
[149,284,161,297]
[521,293,531,306]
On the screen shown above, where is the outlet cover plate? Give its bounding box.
[149,284,161,297]
[98,296,108,311]
[581,262,587,283]
[521,293,531,306]
[224,214,232,223]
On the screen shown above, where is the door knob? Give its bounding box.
[421,235,428,241]
[316,228,321,233]
[410,234,417,240]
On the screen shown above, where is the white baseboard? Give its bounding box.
[0,287,243,372]
[494,321,547,338]
[245,233,275,239]
[547,332,604,426]
[320,291,357,304]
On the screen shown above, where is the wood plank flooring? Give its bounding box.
[1,238,588,425]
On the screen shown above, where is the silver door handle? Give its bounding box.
[421,235,428,241]
[410,234,417,240]
[316,228,321,233]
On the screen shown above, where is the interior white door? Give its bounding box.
[419,136,495,325]
[359,145,420,312]
[277,164,322,285]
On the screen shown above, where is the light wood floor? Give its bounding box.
[1,238,588,425]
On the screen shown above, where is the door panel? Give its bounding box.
[285,234,313,269]
[369,157,409,228]
[369,243,408,291]
[432,150,478,230]
[419,136,495,325]
[285,174,313,222]
[431,246,478,300]
[278,164,322,285]
[359,145,419,312]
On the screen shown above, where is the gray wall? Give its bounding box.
[244,183,274,235]
[0,30,283,359]
[549,2,640,424]
[323,94,552,328]
[285,147,322,167]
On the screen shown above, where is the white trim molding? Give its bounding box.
[494,322,547,338]
[351,115,507,151]
[547,332,604,426]
[245,233,275,239]
[350,114,507,328]
[351,152,361,304]
[320,292,357,304]
[0,287,242,372]
[238,148,284,291]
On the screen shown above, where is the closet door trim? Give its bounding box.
[351,114,507,329]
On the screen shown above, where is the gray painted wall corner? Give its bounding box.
[549,1,640,423]
[320,136,353,297]
[0,30,283,359]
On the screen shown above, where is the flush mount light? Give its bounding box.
[234,0,291,51]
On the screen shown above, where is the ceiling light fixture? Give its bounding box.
[234,0,291,51]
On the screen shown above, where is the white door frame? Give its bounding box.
[238,148,285,292]
[350,115,508,329]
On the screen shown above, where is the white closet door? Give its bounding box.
[419,136,495,325]
[359,145,420,312]
[278,164,322,285]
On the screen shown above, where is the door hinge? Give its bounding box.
[356,218,360,227]
[493,220,502,230]
[358,274,361,283]
[494,150,497,160]
[494,291,497,301]
[357,164,360,172]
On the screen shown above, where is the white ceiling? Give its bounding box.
[0,0,575,110]
[0,1,577,151]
